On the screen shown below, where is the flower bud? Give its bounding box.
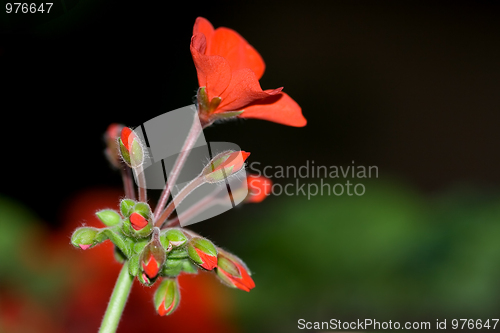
[140,228,166,280]
[95,209,121,227]
[202,150,250,184]
[160,228,188,249]
[187,237,218,270]
[154,278,180,316]
[121,202,153,238]
[245,175,273,203]
[104,123,124,169]
[118,127,144,168]
[215,251,255,292]
[71,227,101,250]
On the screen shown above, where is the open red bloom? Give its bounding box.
[191,17,306,127]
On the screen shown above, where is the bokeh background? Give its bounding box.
[2,1,500,332]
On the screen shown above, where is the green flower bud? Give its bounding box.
[202,151,250,184]
[71,227,102,250]
[96,209,121,227]
[154,278,180,316]
[160,228,188,249]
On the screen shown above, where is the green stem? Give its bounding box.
[99,261,134,333]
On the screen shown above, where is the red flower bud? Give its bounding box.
[130,212,149,231]
[246,175,273,203]
[118,127,144,168]
[187,237,218,270]
[140,228,166,280]
[154,278,180,316]
[202,150,250,183]
[215,251,255,292]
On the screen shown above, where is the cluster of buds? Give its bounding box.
[71,207,255,315]
[71,125,257,316]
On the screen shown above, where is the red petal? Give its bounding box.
[217,68,282,111]
[193,17,214,45]
[240,92,307,127]
[158,300,167,316]
[142,254,160,279]
[195,248,217,270]
[190,33,232,101]
[120,127,134,150]
[209,27,265,80]
[130,212,148,230]
[193,17,265,80]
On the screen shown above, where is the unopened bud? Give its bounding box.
[140,228,166,280]
[121,202,153,238]
[215,251,255,292]
[95,209,121,227]
[202,150,250,183]
[154,278,180,316]
[187,237,218,270]
[160,228,188,249]
[71,227,102,250]
[118,127,144,168]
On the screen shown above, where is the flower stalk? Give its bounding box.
[98,261,134,333]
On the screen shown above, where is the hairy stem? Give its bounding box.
[99,262,133,333]
[162,189,224,228]
[121,167,136,200]
[155,176,205,228]
[135,165,147,203]
[154,113,203,219]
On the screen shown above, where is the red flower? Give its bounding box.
[246,175,273,203]
[191,17,307,127]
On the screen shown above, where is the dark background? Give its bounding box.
[2,2,500,332]
[2,0,500,226]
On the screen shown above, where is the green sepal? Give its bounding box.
[129,254,140,277]
[161,264,182,277]
[119,138,131,166]
[120,199,136,217]
[133,239,149,254]
[114,246,127,264]
[181,260,198,274]
[137,271,158,287]
[133,202,151,218]
[97,227,133,258]
[197,87,209,112]
[130,140,144,167]
[187,237,217,264]
[211,110,244,120]
[161,229,188,248]
[96,209,121,227]
[168,247,189,259]
[71,227,102,250]
[217,255,241,278]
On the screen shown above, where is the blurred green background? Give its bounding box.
[2,0,500,332]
